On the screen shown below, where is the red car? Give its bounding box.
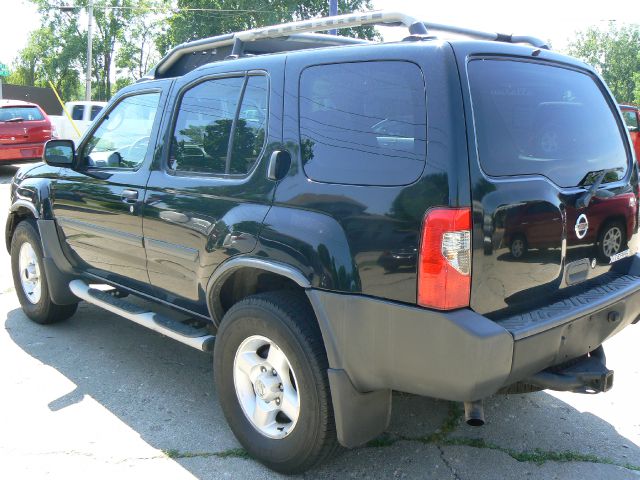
[504,191,637,262]
[0,100,55,163]
[621,104,640,161]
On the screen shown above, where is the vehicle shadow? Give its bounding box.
[5,302,640,479]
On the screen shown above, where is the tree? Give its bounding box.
[13,0,164,101]
[157,0,379,56]
[116,2,168,82]
[8,23,85,101]
[566,22,640,104]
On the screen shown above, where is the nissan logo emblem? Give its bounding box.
[255,380,266,398]
[575,214,589,239]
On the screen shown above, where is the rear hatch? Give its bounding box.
[0,105,51,145]
[464,55,638,317]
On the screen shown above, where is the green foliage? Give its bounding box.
[156,0,380,55]
[8,16,84,101]
[12,0,380,101]
[567,22,640,104]
[10,0,165,102]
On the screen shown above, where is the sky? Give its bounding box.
[1,0,640,69]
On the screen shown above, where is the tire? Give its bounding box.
[213,290,338,474]
[10,219,78,324]
[598,221,626,261]
[510,235,527,259]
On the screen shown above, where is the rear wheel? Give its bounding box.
[510,235,528,259]
[213,291,338,474]
[10,220,78,324]
[598,221,626,261]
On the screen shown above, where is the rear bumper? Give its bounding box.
[0,142,45,161]
[308,256,640,403]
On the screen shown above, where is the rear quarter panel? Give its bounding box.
[258,42,469,303]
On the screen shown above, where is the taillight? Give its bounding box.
[418,208,472,310]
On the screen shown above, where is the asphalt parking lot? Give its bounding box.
[1,162,639,479]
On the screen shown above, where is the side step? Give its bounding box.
[69,280,215,352]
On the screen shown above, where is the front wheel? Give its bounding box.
[213,291,338,474]
[10,220,78,324]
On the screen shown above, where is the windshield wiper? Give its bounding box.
[4,117,24,123]
[576,168,617,209]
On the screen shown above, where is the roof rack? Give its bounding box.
[148,10,549,79]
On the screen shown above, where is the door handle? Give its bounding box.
[121,189,139,203]
[267,150,292,181]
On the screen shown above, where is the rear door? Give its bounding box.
[460,53,638,316]
[142,56,282,316]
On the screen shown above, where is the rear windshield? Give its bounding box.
[468,59,628,187]
[0,106,44,122]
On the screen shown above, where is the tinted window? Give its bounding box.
[170,77,244,174]
[623,109,638,129]
[468,60,628,187]
[72,105,84,121]
[299,61,426,186]
[229,76,268,174]
[84,93,160,169]
[0,106,44,122]
[90,105,103,121]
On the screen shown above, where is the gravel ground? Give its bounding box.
[1,162,639,479]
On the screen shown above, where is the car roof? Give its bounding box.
[0,99,40,108]
[66,101,108,107]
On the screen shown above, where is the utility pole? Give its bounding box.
[85,0,93,101]
[328,0,338,35]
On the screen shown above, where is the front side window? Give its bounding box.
[170,75,268,176]
[299,61,426,186]
[83,92,160,169]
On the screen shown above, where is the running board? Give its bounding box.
[69,279,215,352]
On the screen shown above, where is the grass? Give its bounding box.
[363,401,640,472]
[161,401,640,473]
[163,447,249,460]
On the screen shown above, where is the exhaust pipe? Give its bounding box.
[463,400,485,427]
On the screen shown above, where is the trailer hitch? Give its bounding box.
[525,346,613,394]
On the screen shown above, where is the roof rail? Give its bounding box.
[150,10,549,78]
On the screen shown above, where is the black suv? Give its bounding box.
[6,12,640,474]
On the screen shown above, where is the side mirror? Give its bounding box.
[43,139,75,167]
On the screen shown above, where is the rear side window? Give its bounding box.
[170,75,268,176]
[299,61,426,186]
[468,59,628,187]
[0,106,44,122]
[72,105,84,121]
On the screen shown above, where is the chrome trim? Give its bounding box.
[57,217,143,248]
[69,279,215,351]
[575,213,589,240]
[146,238,199,262]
